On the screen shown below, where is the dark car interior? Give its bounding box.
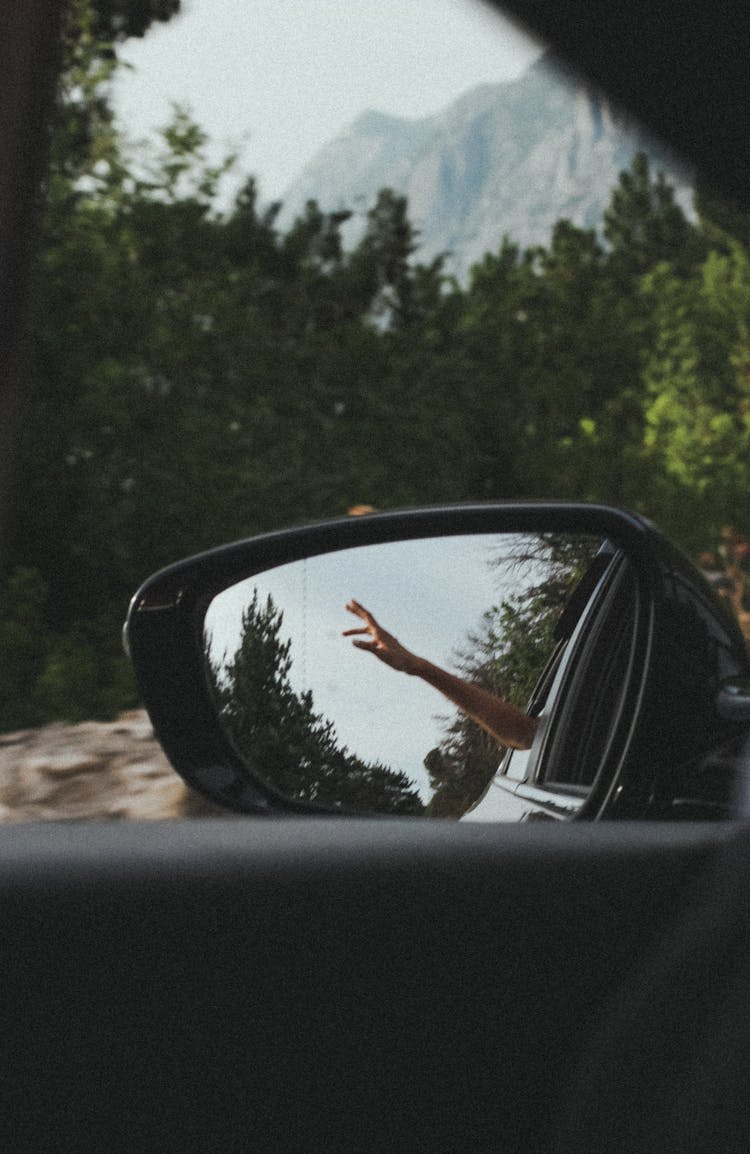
[4,3,750,1151]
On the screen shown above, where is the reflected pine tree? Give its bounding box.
[208,591,424,815]
[426,535,600,817]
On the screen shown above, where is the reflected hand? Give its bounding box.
[344,600,536,749]
[343,600,420,675]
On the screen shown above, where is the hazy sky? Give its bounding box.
[113,0,542,204]
[205,534,533,790]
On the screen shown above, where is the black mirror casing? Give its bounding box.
[125,502,750,819]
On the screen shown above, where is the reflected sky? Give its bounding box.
[205,534,546,793]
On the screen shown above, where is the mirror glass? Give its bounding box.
[203,532,607,817]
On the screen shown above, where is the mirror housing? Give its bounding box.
[125,503,750,820]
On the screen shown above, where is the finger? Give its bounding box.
[345,599,374,622]
[352,639,379,653]
[342,627,369,637]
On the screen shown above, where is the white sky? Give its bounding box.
[113,0,542,205]
[204,534,556,794]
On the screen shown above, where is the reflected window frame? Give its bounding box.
[486,548,638,808]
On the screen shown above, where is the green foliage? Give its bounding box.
[641,246,750,547]
[0,568,137,729]
[0,569,50,730]
[209,592,424,814]
[91,0,181,42]
[604,151,706,279]
[8,4,750,731]
[695,180,750,253]
[425,535,599,817]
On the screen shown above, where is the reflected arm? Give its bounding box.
[344,600,538,751]
[407,656,538,751]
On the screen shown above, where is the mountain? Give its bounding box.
[279,54,693,281]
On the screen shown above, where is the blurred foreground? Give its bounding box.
[0,710,226,821]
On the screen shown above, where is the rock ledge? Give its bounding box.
[0,710,224,822]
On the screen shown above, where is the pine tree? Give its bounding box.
[209,591,425,814]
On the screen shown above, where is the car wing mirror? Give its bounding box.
[124,502,750,821]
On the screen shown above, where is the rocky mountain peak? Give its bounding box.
[279,53,693,280]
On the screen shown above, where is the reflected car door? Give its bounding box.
[466,550,636,821]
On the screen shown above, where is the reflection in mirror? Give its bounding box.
[203,533,605,818]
